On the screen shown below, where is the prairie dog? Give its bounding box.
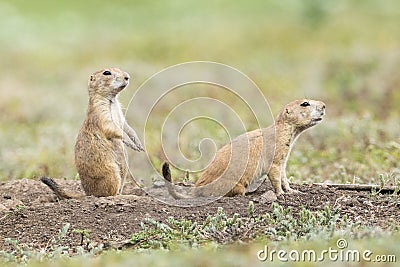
[41,68,144,199]
[163,99,326,197]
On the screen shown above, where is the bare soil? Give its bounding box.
[0,178,399,252]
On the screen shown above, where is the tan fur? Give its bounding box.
[163,99,325,197]
[41,68,144,199]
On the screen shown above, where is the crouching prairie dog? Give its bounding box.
[162,99,325,198]
[41,68,144,199]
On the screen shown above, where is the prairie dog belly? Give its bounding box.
[110,100,125,129]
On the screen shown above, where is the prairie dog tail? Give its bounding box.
[162,162,191,199]
[161,162,172,184]
[40,177,83,200]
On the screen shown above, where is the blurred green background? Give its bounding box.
[1,1,400,266]
[0,0,399,184]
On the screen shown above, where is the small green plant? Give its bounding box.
[370,172,400,196]
[389,170,400,195]
[0,223,103,264]
[130,217,204,250]
[72,228,91,247]
[0,224,70,264]
[128,202,349,250]
[15,205,26,211]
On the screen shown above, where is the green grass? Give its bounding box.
[0,0,400,266]
[25,235,398,267]
[0,0,399,182]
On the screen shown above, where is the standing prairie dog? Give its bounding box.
[41,68,144,199]
[163,99,325,197]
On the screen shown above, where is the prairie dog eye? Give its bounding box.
[102,70,112,76]
[300,101,310,107]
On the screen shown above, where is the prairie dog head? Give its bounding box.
[278,99,326,129]
[88,68,130,99]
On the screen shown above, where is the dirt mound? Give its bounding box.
[0,178,399,252]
